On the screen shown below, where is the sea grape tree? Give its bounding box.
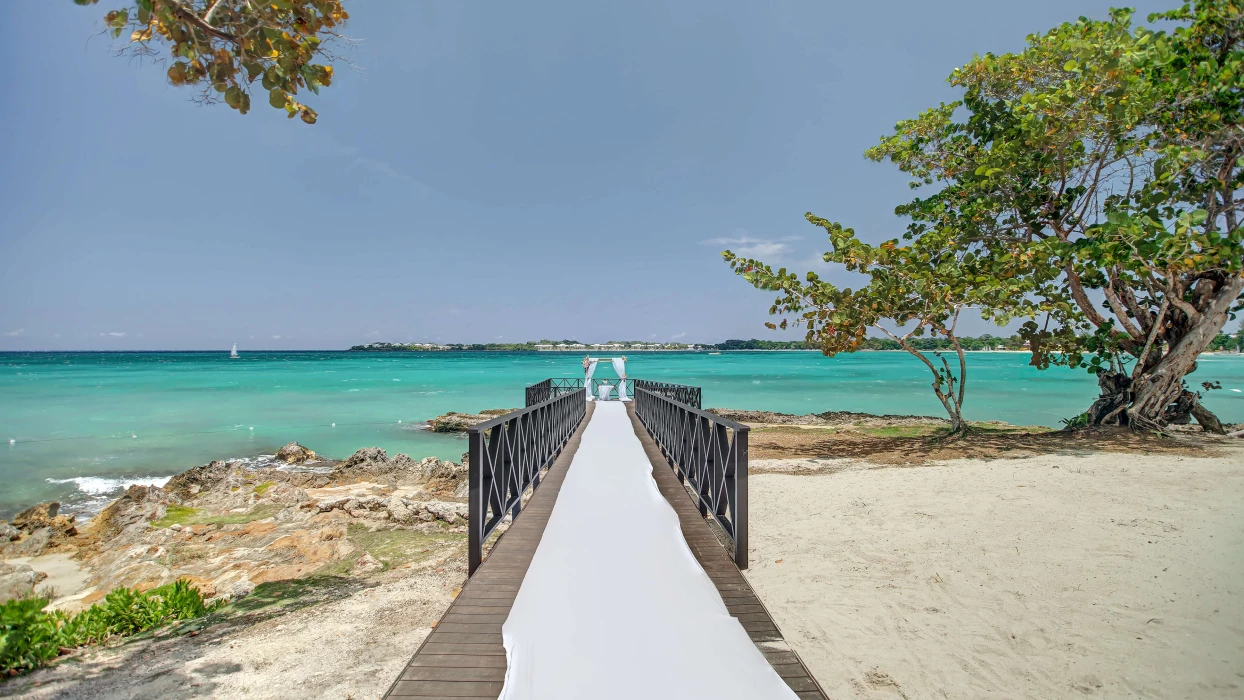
[724,215,1017,433]
[75,0,349,124]
[857,2,1242,432]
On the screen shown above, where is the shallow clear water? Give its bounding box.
[2,350,1241,518]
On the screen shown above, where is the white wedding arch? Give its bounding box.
[582,355,629,401]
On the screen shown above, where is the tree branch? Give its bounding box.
[167,0,239,43]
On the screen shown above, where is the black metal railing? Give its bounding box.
[524,377,636,406]
[633,386,748,568]
[633,379,702,409]
[524,378,585,406]
[468,387,586,574]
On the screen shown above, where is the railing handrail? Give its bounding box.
[633,379,704,411]
[470,392,575,431]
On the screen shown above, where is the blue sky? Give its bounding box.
[0,0,1172,350]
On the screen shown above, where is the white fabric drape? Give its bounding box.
[497,402,798,700]
[584,360,598,402]
[612,358,629,401]
[596,383,613,401]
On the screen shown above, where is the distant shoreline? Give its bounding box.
[2,348,1241,355]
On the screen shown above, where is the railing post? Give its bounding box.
[468,428,483,575]
[733,426,748,569]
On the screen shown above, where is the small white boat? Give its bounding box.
[230,343,239,359]
[708,351,721,355]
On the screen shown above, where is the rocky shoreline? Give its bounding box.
[0,442,474,610]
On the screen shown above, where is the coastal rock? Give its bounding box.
[275,442,317,464]
[90,485,181,544]
[2,502,78,557]
[387,496,416,524]
[428,409,515,433]
[3,528,51,557]
[416,456,466,482]
[222,577,255,601]
[330,448,444,486]
[351,552,384,576]
[164,460,236,500]
[13,502,74,536]
[424,501,468,525]
[0,561,39,603]
[340,447,389,469]
[314,494,466,526]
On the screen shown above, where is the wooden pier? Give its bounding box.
[382,390,826,699]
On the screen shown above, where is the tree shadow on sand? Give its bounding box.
[748,424,1230,466]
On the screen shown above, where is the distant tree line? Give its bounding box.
[352,330,1243,354]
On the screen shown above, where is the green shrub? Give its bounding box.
[1060,412,1091,430]
[0,580,220,678]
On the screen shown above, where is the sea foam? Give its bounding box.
[46,475,173,495]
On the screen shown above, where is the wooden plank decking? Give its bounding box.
[626,403,830,700]
[383,400,827,699]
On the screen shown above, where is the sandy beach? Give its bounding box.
[744,448,1244,699]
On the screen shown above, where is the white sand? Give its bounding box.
[743,449,1244,699]
[6,553,91,604]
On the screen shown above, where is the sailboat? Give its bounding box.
[230,343,239,359]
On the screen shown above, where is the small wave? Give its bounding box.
[46,475,172,495]
[227,454,333,474]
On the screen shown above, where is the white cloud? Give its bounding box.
[672,331,687,339]
[496,335,504,339]
[3,329,24,337]
[701,232,804,260]
[100,331,126,337]
[272,335,282,340]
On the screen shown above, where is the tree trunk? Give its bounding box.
[1190,400,1227,434]
[1085,274,1243,433]
[1127,275,1242,432]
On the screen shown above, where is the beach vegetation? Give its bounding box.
[727,1,1243,434]
[0,579,220,677]
[865,1,1243,433]
[151,504,200,528]
[345,524,465,571]
[725,213,1016,433]
[73,0,349,124]
[151,503,281,528]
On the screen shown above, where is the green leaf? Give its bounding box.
[268,89,287,109]
[1063,60,1080,71]
[243,62,264,82]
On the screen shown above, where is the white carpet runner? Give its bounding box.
[497,401,797,700]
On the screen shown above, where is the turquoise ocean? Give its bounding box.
[3,350,1242,519]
